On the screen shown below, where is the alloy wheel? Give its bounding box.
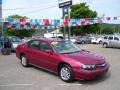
[21,55,29,67]
[59,64,73,82]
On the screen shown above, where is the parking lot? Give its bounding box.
[0,44,120,90]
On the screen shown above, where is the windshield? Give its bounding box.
[52,41,81,54]
[10,37,21,42]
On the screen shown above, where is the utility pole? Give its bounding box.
[0,0,4,48]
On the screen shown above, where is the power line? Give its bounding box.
[3,7,43,11]
[3,2,57,11]
[20,5,58,15]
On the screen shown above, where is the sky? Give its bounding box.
[2,0,120,23]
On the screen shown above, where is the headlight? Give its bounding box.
[81,65,96,70]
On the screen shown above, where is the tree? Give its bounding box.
[102,27,114,34]
[4,14,35,38]
[70,3,100,35]
[8,14,28,19]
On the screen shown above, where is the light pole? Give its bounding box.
[68,7,71,41]
[58,0,72,39]
[100,14,105,35]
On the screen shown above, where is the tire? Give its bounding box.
[103,43,108,48]
[2,48,11,55]
[99,41,102,44]
[20,55,29,67]
[59,64,74,82]
[81,41,85,44]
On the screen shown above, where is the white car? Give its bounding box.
[65,37,76,43]
[91,36,103,44]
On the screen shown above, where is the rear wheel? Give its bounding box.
[21,55,29,67]
[59,64,74,82]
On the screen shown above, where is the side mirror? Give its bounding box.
[45,49,53,55]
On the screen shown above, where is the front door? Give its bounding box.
[37,41,59,72]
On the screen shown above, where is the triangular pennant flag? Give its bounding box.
[113,17,117,20]
[70,19,77,26]
[53,19,60,26]
[106,17,111,20]
[43,19,50,25]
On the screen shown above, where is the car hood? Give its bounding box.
[64,50,105,65]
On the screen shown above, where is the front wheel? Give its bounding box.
[99,41,102,44]
[21,55,29,67]
[103,43,108,48]
[59,64,74,82]
[81,41,85,44]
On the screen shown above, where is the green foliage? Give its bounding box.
[100,23,120,34]
[70,3,97,18]
[4,29,35,38]
[8,14,28,19]
[102,27,114,34]
[69,3,99,35]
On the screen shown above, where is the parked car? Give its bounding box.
[0,37,12,55]
[75,36,91,44]
[91,36,103,44]
[8,36,23,51]
[65,37,76,43]
[102,35,120,48]
[16,38,109,82]
[49,36,64,40]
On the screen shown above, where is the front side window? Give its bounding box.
[104,36,107,39]
[108,36,113,40]
[52,41,81,54]
[40,41,52,52]
[29,40,40,50]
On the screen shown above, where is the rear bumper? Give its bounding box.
[91,40,100,44]
[74,63,109,80]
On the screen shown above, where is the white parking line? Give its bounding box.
[0,83,33,87]
[57,83,82,86]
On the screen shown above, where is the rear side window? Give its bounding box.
[114,37,119,41]
[29,40,40,50]
[108,37,113,40]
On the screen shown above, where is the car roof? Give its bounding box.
[30,38,65,43]
[104,35,120,37]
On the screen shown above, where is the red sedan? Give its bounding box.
[16,38,109,82]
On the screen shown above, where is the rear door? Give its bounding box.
[108,36,114,47]
[24,40,41,66]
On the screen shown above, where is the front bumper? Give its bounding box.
[74,63,109,80]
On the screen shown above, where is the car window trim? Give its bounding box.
[39,40,53,52]
[28,40,40,50]
[114,37,119,41]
